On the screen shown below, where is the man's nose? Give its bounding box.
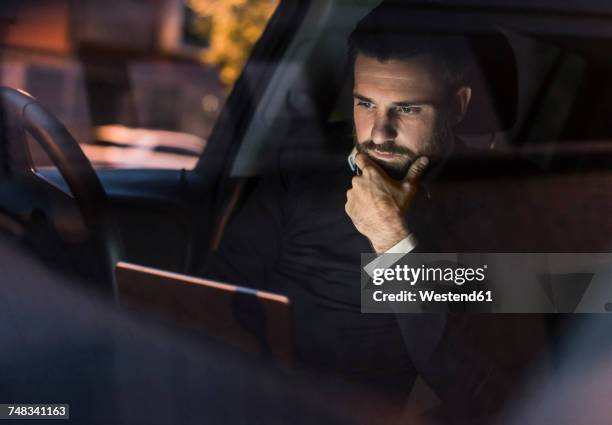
[371,112,397,144]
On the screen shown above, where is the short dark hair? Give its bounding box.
[348,2,473,93]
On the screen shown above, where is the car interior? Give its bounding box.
[1,0,612,421]
[1,0,610,283]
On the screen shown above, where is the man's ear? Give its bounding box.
[453,86,472,125]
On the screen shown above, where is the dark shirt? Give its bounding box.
[202,130,548,420]
[204,138,418,393]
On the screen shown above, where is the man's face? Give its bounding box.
[353,53,454,180]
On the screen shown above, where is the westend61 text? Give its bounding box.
[373,290,494,303]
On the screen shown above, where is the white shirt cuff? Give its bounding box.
[385,234,418,254]
[363,234,418,277]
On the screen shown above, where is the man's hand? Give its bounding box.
[345,153,429,254]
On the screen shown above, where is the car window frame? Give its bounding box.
[193,0,311,185]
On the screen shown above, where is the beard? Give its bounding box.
[354,114,454,180]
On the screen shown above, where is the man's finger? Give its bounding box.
[354,152,384,176]
[404,156,430,183]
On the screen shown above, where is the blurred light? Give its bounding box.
[202,94,220,113]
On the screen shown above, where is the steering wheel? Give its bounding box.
[0,87,122,296]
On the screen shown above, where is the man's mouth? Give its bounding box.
[368,150,405,161]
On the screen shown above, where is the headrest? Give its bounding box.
[456,31,518,135]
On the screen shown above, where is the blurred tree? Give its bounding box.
[187,0,279,89]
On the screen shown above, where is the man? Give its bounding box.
[345,29,472,253]
[202,3,546,422]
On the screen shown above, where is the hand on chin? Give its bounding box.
[345,153,429,253]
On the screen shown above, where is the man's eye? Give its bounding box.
[357,101,374,110]
[399,106,421,115]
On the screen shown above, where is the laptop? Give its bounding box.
[115,262,293,366]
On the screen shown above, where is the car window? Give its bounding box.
[4,1,612,422]
[0,0,279,170]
